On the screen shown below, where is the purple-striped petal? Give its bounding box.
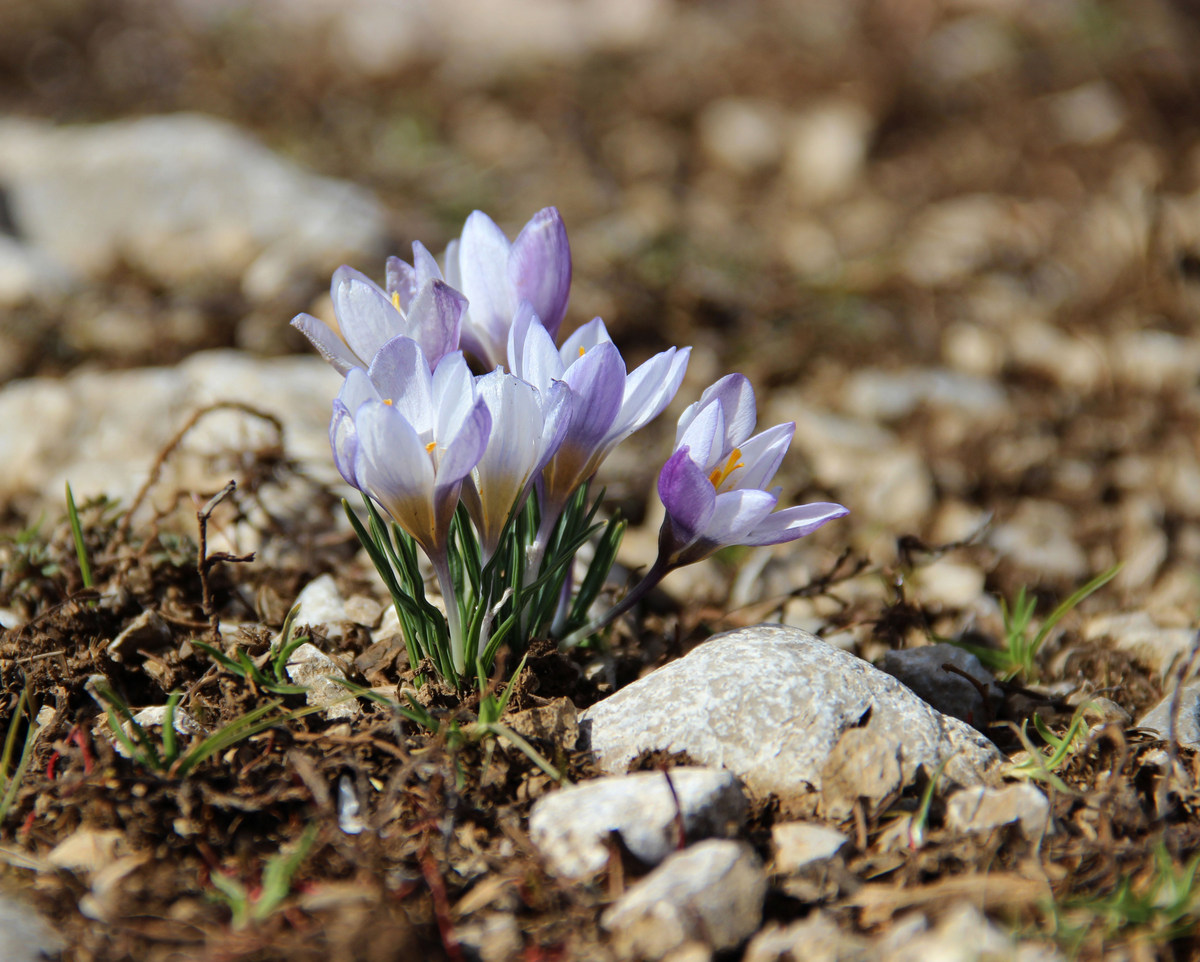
[406,280,466,368]
[509,207,571,341]
[332,266,403,364]
[657,446,716,547]
[291,313,360,375]
[742,502,850,546]
[735,422,795,492]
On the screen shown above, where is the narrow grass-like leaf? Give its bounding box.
[65,482,93,590]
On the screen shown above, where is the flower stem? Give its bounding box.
[432,555,467,678]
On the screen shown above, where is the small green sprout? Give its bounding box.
[194,603,310,697]
[1005,703,1092,793]
[209,823,318,928]
[0,686,41,824]
[955,564,1121,682]
[1050,840,1200,952]
[95,684,319,779]
[65,482,94,590]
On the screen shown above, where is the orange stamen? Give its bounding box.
[391,291,402,311]
[382,398,394,406]
[425,441,437,453]
[578,346,586,357]
[708,448,744,489]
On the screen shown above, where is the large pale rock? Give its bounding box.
[528,767,748,879]
[1137,682,1200,748]
[0,114,385,300]
[0,349,342,512]
[580,626,1004,815]
[600,839,765,959]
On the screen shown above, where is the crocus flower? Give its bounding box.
[656,374,847,567]
[293,246,466,375]
[444,207,571,371]
[331,336,491,672]
[461,370,570,560]
[507,306,691,529]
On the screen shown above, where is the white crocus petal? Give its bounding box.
[702,488,779,547]
[458,211,517,364]
[433,398,492,492]
[367,337,434,434]
[431,353,478,453]
[675,373,756,449]
[333,267,403,363]
[609,346,692,445]
[675,399,725,472]
[291,313,360,375]
[734,422,795,492]
[558,316,612,362]
[354,401,437,549]
[742,502,850,546]
[508,305,565,391]
[411,241,443,289]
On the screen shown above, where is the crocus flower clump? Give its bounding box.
[294,207,847,688]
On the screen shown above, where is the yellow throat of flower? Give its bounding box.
[709,448,744,489]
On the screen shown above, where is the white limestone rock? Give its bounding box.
[0,114,385,301]
[581,626,1004,816]
[945,783,1051,840]
[600,839,765,959]
[1137,682,1200,748]
[528,767,748,879]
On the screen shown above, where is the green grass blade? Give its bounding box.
[65,482,93,589]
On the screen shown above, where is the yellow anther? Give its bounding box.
[391,291,402,311]
[425,441,437,453]
[708,448,744,489]
[578,345,586,357]
[382,398,394,406]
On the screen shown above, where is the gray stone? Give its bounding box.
[0,349,342,515]
[1137,682,1200,748]
[945,784,1051,840]
[878,643,1002,727]
[106,609,173,663]
[528,767,748,879]
[580,626,1004,816]
[770,822,848,875]
[0,893,64,962]
[989,501,1088,580]
[600,839,765,959]
[1084,612,1198,679]
[843,368,1007,423]
[744,912,869,962]
[283,575,350,643]
[876,903,1063,962]
[286,643,359,720]
[0,114,385,301]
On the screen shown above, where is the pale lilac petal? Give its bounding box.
[675,398,725,472]
[741,502,850,546]
[431,352,477,445]
[560,341,625,450]
[734,422,795,492]
[676,373,755,447]
[443,238,462,290]
[435,397,492,490]
[338,366,382,412]
[458,210,515,366]
[329,399,359,487]
[657,447,716,546]
[385,256,418,311]
[410,241,444,288]
[508,303,564,390]
[405,280,466,368]
[559,316,612,363]
[291,313,361,374]
[332,266,403,363]
[536,379,572,471]
[367,337,433,432]
[354,401,437,547]
[701,488,779,547]
[509,207,571,341]
[609,346,691,444]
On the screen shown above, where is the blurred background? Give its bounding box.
[3,0,1200,617]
